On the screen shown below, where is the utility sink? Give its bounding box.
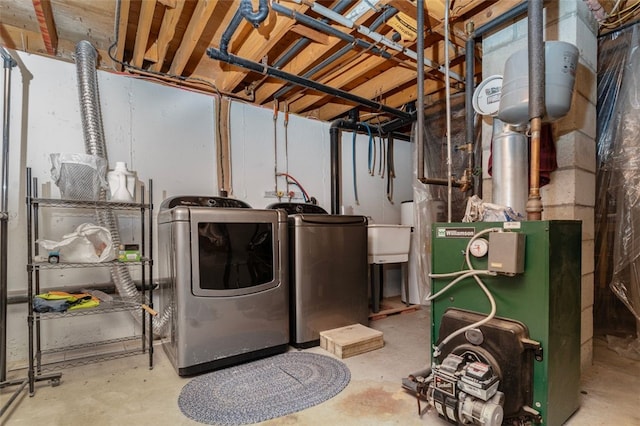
[367,224,411,264]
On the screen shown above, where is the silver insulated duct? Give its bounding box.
[74,41,169,335]
[491,119,528,216]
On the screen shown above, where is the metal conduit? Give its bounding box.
[206,47,412,120]
[273,5,399,100]
[271,3,393,60]
[296,0,464,83]
[1,47,16,385]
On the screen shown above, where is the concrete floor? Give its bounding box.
[2,306,639,426]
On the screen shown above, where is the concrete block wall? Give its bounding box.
[481,1,598,371]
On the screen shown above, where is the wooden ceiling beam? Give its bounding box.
[0,25,47,53]
[252,5,382,104]
[289,24,330,45]
[32,0,58,55]
[220,3,310,92]
[462,0,527,33]
[112,0,130,71]
[307,48,465,120]
[149,0,186,72]
[389,0,468,47]
[306,66,421,119]
[131,0,156,69]
[373,77,463,115]
[168,0,218,76]
[287,38,428,113]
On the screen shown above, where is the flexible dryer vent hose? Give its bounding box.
[74,40,170,336]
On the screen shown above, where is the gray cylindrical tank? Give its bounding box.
[498,41,579,125]
[492,119,528,216]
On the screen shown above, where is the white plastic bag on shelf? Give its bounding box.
[50,153,108,200]
[37,223,116,263]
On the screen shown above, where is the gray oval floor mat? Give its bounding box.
[178,352,351,425]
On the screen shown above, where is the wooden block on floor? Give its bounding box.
[320,323,384,359]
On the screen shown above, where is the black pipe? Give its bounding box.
[220,0,269,55]
[330,125,341,214]
[465,36,475,149]
[240,0,269,27]
[416,0,425,183]
[207,48,413,120]
[473,1,529,39]
[273,5,399,100]
[421,177,463,188]
[528,0,545,119]
[465,35,477,195]
[329,119,372,214]
[462,1,529,195]
[271,3,393,60]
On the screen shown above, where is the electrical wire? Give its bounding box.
[601,0,640,28]
[425,270,497,302]
[428,227,505,356]
[107,0,254,102]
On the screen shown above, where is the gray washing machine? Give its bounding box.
[158,196,289,376]
[268,202,369,348]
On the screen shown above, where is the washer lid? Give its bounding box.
[266,202,328,214]
[160,196,251,209]
[472,75,503,116]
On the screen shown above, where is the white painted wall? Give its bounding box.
[1,51,412,366]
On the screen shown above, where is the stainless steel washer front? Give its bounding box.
[288,212,369,347]
[158,196,289,376]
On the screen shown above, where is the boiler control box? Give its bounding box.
[488,232,525,275]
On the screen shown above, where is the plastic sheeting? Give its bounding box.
[595,23,640,358]
[411,96,477,304]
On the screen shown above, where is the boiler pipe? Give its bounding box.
[206,48,413,120]
[526,0,545,220]
[416,0,425,185]
[465,32,476,195]
[473,1,529,38]
[463,1,529,196]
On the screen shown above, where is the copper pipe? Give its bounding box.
[527,117,543,220]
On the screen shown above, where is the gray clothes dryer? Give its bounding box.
[158,196,289,376]
[268,203,369,348]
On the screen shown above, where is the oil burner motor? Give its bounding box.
[427,352,504,426]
